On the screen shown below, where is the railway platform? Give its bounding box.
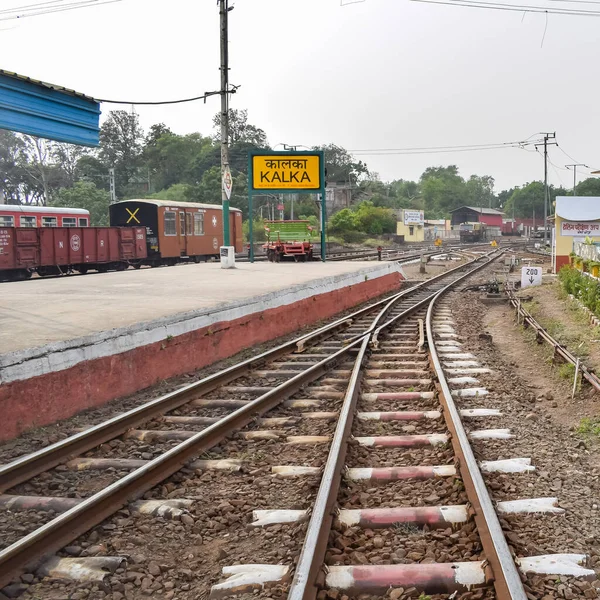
[0,260,405,440]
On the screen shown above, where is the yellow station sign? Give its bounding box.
[252,154,321,190]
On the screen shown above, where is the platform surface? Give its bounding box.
[0,261,394,354]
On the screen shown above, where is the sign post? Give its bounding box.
[248,151,326,262]
[521,266,542,288]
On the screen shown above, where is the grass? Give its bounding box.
[577,417,600,438]
[558,362,576,380]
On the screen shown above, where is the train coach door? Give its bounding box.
[179,211,187,256]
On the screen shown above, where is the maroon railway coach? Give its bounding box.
[109,199,244,266]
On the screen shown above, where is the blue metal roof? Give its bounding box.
[0,70,100,147]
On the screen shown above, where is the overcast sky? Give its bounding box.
[2,0,598,192]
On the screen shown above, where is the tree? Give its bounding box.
[575,177,600,196]
[52,143,89,188]
[420,165,466,217]
[51,182,111,226]
[99,110,145,197]
[466,175,495,209]
[213,109,268,147]
[0,130,27,204]
[315,144,368,187]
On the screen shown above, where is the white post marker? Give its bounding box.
[521,266,542,289]
[220,165,236,269]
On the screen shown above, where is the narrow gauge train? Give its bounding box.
[109,199,244,266]
[0,205,90,228]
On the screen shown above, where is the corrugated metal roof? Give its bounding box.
[555,196,600,221]
[450,206,504,215]
[116,199,243,213]
[0,70,100,146]
[0,70,96,101]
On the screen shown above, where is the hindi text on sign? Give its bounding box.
[252,155,321,190]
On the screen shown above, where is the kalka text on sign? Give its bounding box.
[252,155,321,190]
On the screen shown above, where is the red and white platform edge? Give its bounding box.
[0,262,405,441]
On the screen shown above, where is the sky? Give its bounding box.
[1,0,599,193]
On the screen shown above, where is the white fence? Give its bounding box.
[574,242,600,261]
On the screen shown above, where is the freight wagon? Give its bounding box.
[109,199,243,266]
[0,226,147,281]
[263,220,315,262]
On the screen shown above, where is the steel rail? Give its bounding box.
[507,288,600,393]
[427,274,527,600]
[0,251,481,492]
[287,250,502,600]
[0,339,364,588]
[0,280,420,492]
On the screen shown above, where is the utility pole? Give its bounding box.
[535,133,556,246]
[566,163,588,196]
[219,0,232,247]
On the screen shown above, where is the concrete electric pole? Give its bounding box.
[219,0,232,247]
[535,133,556,247]
[566,163,588,196]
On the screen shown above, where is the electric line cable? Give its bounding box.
[445,0,600,11]
[411,0,600,17]
[0,0,121,21]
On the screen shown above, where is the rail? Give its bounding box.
[287,249,508,600]
[0,251,502,587]
[428,279,527,600]
[507,287,600,394]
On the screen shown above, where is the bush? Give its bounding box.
[558,266,600,315]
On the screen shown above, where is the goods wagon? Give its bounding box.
[0,205,90,228]
[263,220,315,262]
[109,199,243,266]
[0,226,147,281]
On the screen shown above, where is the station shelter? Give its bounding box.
[553,196,600,273]
[396,209,425,242]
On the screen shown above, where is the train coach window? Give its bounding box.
[194,212,204,235]
[164,211,177,236]
[179,212,186,236]
[0,216,14,227]
[42,217,57,227]
[78,218,89,227]
[186,213,193,236]
[63,217,76,227]
[20,216,36,227]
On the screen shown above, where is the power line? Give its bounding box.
[0,0,121,21]
[349,138,544,156]
[411,0,600,17]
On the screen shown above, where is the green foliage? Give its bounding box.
[50,182,111,226]
[504,181,568,219]
[242,219,267,243]
[577,417,600,437]
[148,183,194,203]
[328,201,395,242]
[558,266,600,315]
[558,362,576,380]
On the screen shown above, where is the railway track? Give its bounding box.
[0,252,494,592]
[2,246,589,599]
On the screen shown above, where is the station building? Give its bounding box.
[553,196,600,273]
[396,209,425,242]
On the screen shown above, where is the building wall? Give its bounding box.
[554,215,600,273]
[397,222,424,242]
[478,214,503,227]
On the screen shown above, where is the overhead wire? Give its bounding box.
[349,137,545,156]
[410,0,600,17]
[0,0,122,21]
